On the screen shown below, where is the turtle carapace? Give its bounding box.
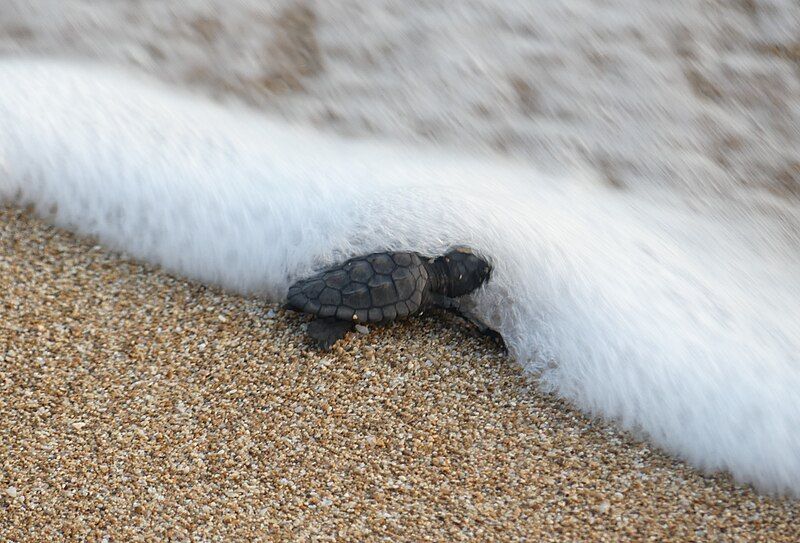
[286,248,496,349]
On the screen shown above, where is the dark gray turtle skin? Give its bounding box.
[286,248,496,349]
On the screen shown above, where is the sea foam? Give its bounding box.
[1,59,799,495]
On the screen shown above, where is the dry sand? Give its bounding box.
[1,208,799,541]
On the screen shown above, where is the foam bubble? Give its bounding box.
[2,59,799,495]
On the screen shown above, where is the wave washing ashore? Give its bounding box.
[1,59,799,496]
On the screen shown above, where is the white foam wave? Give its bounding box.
[2,59,799,495]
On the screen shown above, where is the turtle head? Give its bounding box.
[439,247,492,297]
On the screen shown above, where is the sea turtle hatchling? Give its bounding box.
[285,248,499,349]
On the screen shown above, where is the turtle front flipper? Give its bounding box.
[430,294,506,351]
[307,318,355,350]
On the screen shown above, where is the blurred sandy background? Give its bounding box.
[3,0,799,202]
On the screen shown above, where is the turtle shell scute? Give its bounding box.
[354,309,369,322]
[336,306,354,320]
[302,279,326,298]
[324,270,349,289]
[395,300,411,318]
[346,260,373,283]
[382,305,397,321]
[319,287,342,306]
[367,274,397,307]
[392,267,416,300]
[286,251,431,322]
[319,305,337,318]
[368,253,396,275]
[341,282,372,309]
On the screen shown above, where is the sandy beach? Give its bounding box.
[1,207,798,541]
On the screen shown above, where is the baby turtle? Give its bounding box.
[286,248,498,349]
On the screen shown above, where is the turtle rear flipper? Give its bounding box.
[307,318,355,350]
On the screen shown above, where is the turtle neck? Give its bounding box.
[426,257,453,297]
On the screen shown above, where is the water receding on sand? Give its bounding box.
[2,60,799,495]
